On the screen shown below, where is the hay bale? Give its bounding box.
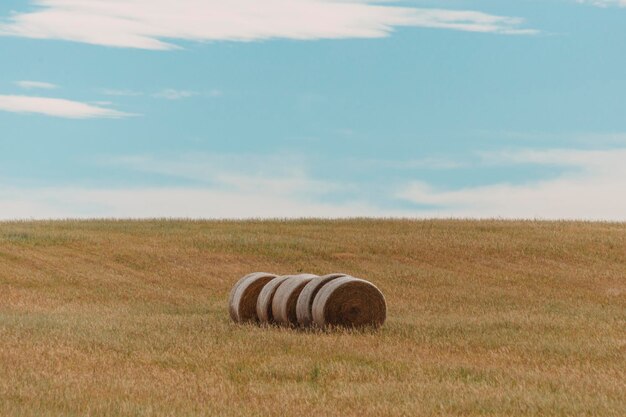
[312,276,386,328]
[271,274,318,326]
[229,272,278,323]
[228,272,255,322]
[296,273,347,327]
[256,275,294,323]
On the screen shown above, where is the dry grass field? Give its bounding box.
[0,220,625,417]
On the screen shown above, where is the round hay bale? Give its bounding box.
[296,273,347,328]
[229,272,277,323]
[256,275,294,323]
[272,274,318,326]
[312,276,386,328]
[228,272,256,322]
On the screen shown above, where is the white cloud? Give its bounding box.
[100,89,143,97]
[109,153,341,195]
[0,153,406,219]
[15,80,58,90]
[398,148,626,221]
[0,0,536,50]
[3,149,625,220]
[0,95,134,119]
[577,0,626,7]
[354,157,467,170]
[153,89,198,100]
[0,186,406,219]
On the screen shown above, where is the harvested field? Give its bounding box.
[0,219,625,416]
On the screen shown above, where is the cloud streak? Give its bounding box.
[153,89,198,100]
[100,89,143,97]
[0,186,405,219]
[15,80,58,90]
[0,0,537,50]
[0,153,399,219]
[577,0,626,7]
[0,95,134,119]
[3,149,624,220]
[110,153,342,195]
[398,148,626,221]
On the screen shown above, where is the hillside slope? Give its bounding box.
[1,220,625,416]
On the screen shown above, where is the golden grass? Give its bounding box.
[0,219,624,416]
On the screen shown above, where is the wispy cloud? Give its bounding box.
[110,153,339,195]
[354,157,467,170]
[0,152,398,219]
[15,80,58,90]
[100,89,143,97]
[0,185,405,219]
[577,0,626,7]
[398,148,626,220]
[0,0,537,50]
[153,89,198,100]
[2,149,626,220]
[0,95,134,119]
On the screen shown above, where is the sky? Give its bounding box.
[1,0,625,220]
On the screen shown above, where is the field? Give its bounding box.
[0,220,625,417]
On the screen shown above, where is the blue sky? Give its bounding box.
[1,0,625,219]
